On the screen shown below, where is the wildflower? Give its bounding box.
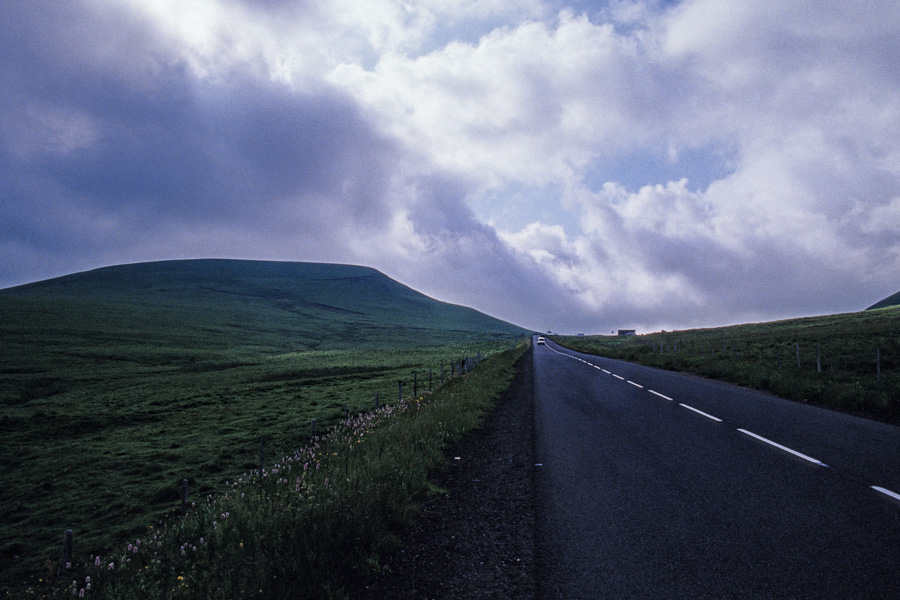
[79,589,85,598]
[108,562,115,570]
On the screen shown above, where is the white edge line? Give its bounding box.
[627,380,644,389]
[612,374,625,380]
[737,429,828,467]
[648,390,673,401]
[678,403,722,422]
[602,369,610,374]
[872,486,900,502]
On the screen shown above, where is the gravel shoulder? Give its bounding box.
[353,347,536,599]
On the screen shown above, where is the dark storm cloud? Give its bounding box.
[0,0,403,285]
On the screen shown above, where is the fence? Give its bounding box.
[626,336,893,380]
[53,350,493,580]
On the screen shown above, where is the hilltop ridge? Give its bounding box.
[867,290,900,311]
[1,259,526,351]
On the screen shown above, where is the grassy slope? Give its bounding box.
[868,290,900,310]
[74,343,529,600]
[0,259,524,349]
[0,260,527,596]
[554,306,900,423]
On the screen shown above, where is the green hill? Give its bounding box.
[867,290,900,311]
[0,259,526,352]
[0,259,526,596]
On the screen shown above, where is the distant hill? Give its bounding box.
[866,290,900,311]
[0,259,526,351]
[0,260,527,595]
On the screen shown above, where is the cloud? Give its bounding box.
[2,1,900,333]
[0,0,574,330]
[1,2,391,272]
[346,0,900,329]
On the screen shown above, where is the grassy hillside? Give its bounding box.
[0,260,527,596]
[1,259,525,351]
[554,306,900,424]
[867,290,900,310]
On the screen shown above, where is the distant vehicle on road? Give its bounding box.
[537,336,546,345]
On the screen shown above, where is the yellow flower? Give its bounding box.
[177,576,184,581]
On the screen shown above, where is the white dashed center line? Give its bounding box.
[546,343,900,507]
[871,486,900,502]
[678,403,722,422]
[737,429,829,467]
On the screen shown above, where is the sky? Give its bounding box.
[2,0,899,333]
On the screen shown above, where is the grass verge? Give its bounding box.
[553,306,899,424]
[41,342,528,600]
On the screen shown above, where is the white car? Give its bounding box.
[537,336,546,345]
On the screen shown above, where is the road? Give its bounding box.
[533,337,900,599]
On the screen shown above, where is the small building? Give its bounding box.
[618,329,636,336]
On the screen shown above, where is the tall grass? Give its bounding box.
[555,306,900,423]
[43,343,527,600]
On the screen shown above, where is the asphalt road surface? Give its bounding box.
[533,337,900,599]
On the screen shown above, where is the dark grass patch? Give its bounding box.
[555,306,900,424]
[53,344,527,600]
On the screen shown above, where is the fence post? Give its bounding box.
[413,372,418,398]
[311,419,317,438]
[375,393,379,409]
[59,529,73,575]
[440,364,444,384]
[344,406,350,421]
[181,479,190,516]
[877,349,882,380]
[796,343,801,370]
[429,369,433,391]
[817,343,822,373]
[398,379,402,401]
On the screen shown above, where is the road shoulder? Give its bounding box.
[353,347,536,599]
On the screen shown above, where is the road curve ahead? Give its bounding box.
[533,337,900,599]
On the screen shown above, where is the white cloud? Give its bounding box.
[329,12,652,186]
[4,0,900,333]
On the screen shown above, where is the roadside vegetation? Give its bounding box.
[33,342,527,599]
[553,306,900,424]
[0,260,528,598]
